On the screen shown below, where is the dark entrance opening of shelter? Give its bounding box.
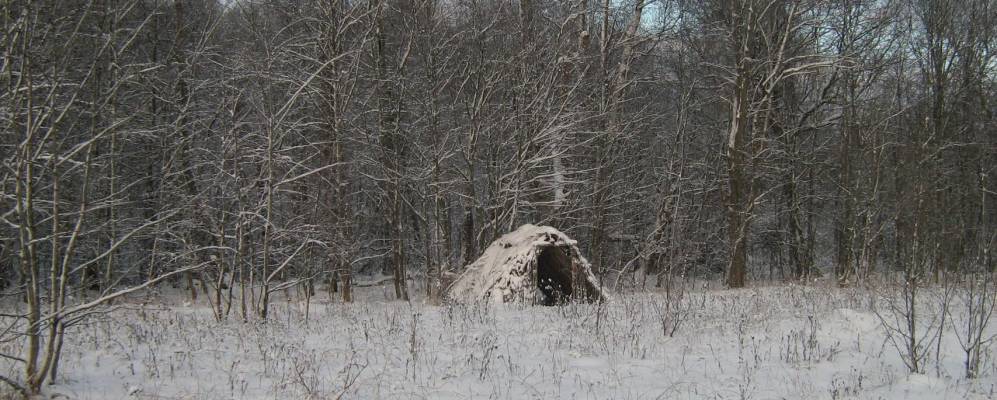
[537,246,573,305]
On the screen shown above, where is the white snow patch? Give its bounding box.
[1,284,994,399]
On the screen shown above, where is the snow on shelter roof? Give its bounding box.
[445,224,607,304]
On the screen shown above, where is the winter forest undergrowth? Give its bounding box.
[2,280,996,399]
[2,0,995,398]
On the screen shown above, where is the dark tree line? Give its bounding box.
[1,0,994,393]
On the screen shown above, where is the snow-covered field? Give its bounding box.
[2,282,995,399]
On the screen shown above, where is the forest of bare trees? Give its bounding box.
[1,0,994,395]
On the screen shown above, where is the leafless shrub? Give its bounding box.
[947,270,997,379]
[874,271,943,374]
[650,275,698,337]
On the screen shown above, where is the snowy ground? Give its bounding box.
[2,281,995,399]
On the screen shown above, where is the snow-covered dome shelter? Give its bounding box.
[445,224,608,304]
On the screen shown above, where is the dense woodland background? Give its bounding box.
[1,0,996,390]
[4,0,997,300]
